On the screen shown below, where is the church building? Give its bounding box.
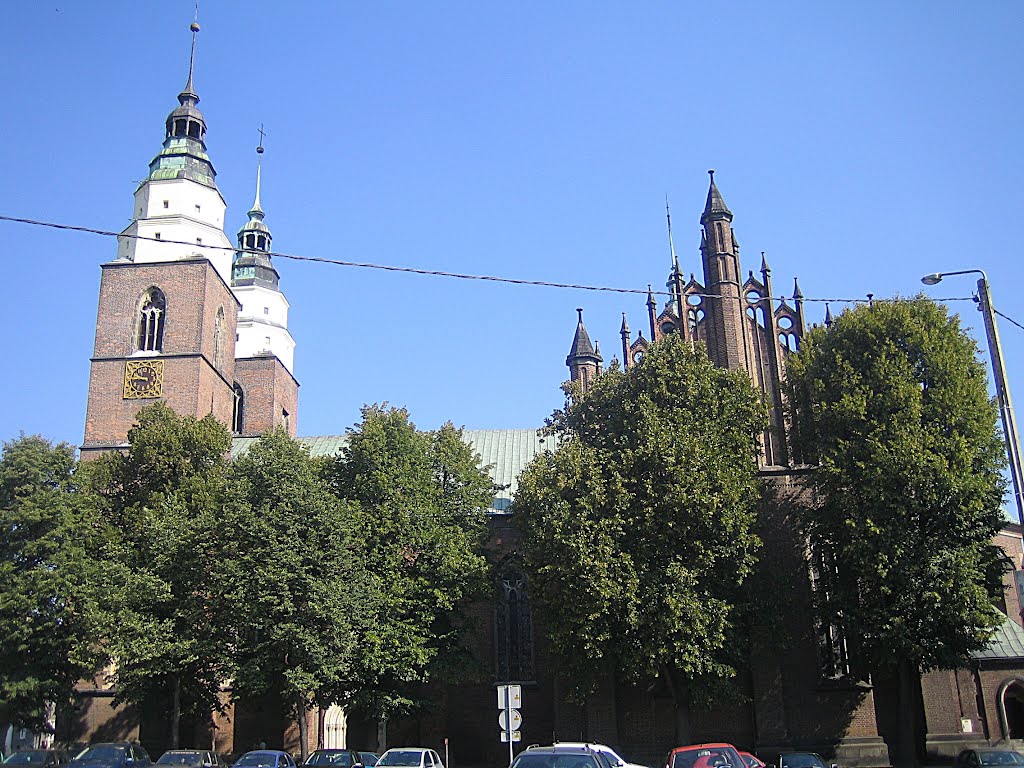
[70,22,1024,768]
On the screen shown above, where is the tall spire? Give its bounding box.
[251,127,266,218]
[182,20,199,101]
[233,137,278,289]
[666,195,680,274]
[701,169,733,223]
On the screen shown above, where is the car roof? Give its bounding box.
[523,748,596,755]
[672,746,739,753]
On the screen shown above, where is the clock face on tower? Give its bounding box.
[123,360,165,399]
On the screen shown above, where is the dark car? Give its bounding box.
[68,745,152,768]
[954,751,1024,768]
[233,753,295,768]
[513,746,611,768]
[356,756,378,768]
[156,752,228,768]
[303,752,363,768]
[778,754,833,768]
[4,752,69,768]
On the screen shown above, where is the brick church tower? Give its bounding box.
[570,171,805,466]
[81,23,297,457]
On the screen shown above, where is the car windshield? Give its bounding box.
[358,757,378,767]
[673,749,742,768]
[157,754,206,766]
[305,754,354,767]
[235,755,279,768]
[513,754,600,768]
[979,754,1024,766]
[76,748,127,763]
[377,754,423,768]
[6,754,48,765]
[780,756,825,768]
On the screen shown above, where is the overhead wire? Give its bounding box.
[0,212,1006,320]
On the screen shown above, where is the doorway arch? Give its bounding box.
[997,678,1024,739]
[324,705,347,748]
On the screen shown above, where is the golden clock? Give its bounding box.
[123,360,164,399]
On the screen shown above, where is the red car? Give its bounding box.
[665,745,746,768]
[738,754,766,768]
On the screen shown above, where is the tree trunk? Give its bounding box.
[317,705,325,751]
[895,660,918,768]
[377,718,387,753]
[171,674,181,749]
[297,693,310,763]
[662,666,691,745]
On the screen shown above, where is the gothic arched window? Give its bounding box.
[137,288,166,352]
[213,307,225,370]
[495,562,534,682]
[232,384,244,434]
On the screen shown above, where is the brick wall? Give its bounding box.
[234,355,299,437]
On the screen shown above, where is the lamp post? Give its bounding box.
[921,269,1024,526]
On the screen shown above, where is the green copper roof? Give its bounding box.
[973,613,1024,662]
[147,138,217,188]
[231,428,556,513]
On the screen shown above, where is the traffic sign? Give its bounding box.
[497,684,522,709]
[500,730,522,743]
[498,709,523,731]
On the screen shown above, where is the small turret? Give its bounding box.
[566,308,603,395]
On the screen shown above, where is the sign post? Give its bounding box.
[497,684,522,764]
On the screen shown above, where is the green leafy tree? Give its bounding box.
[219,429,371,760]
[327,407,494,723]
[0,435,106,730]
[81,403,233,748]
[786,298,1007,765]
[513,335,767,742]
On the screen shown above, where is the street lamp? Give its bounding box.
[921,269,1024,526]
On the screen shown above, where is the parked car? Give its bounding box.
[514,745,613,768]
[738,754,765,768]
[4,751,69,767]
[156,752,228,768]
[551,743,649,768]
[778,754,833,768]
[376,750,444,768]
[356,756,379,768]
[954,751,1024,768]
[233,753,295,768]
[68,744,152,768]
[303,752,363,768]
[665,744,745,768]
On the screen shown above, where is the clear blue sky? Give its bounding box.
[3,1,1024,448]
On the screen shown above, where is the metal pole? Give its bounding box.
[505,686,513,766]
[976,275,1024,526]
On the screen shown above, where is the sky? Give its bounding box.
[3,1,1024,450]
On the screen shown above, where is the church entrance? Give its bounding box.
[324,705,347,748]
[1004,681,1024,739]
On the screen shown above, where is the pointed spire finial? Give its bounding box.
[761,251,770,274]
[184,16,200,100]
[666,195,680,273]
[701,168,733,222]
[250,124,266,217]
[824,304,833,327]
[793,277,804,299]
[576,307,584,324]
[620,313,630,333]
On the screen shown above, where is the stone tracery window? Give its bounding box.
[232,383,244,434]
[137,288,166,352]
[496,561,534,682]
[213,307,225,370]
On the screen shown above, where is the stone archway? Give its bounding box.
[997,678,1024,739]
[324,705,347,749]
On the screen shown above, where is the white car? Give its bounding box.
[376,750,444,768]
[551,744,650,768]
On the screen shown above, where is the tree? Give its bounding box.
[512,335,767,742]
[81,403,233,748]
[327,406,494,725]
[0,435,106,731]
[786,298,1007,765]
[219,429,371,760]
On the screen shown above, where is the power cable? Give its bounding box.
[0,212,991,313]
